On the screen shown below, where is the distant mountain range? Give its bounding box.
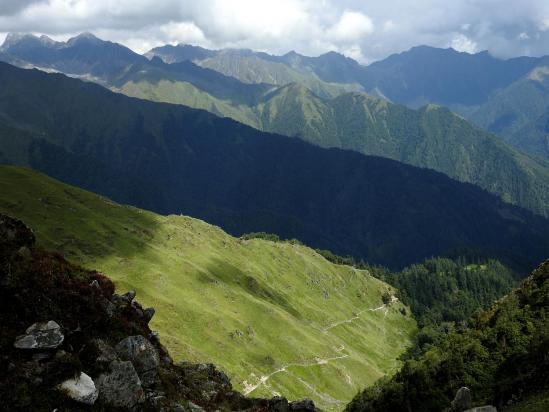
[2,33,549,219]
[0,62,548,269]
[147,41,549,161]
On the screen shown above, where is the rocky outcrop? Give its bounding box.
[0,214,319,411]
[115,335,159,388]
[13,321,64,350]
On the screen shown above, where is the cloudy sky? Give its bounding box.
[2,0,549,63]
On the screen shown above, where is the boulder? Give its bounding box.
[14,320,64,350]
[120,290,136,303]
[143,307,155,322]
[270,396,290,412]
[115,335,159,387]
[90,339,118,365]
[451,387,472,411]
[57,372,99,405]
[464,407,497,412]
[95,360,144,408]
[0,214,35,258]
[289,398,317,411]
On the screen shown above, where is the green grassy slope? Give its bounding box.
[466,63,549,160]
[119,79,549,218]
[0,165,416,410]
[196,53,363,99]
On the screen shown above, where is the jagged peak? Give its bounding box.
[1,32,62,51]
[1,33,36,49]
[67,32,101,46]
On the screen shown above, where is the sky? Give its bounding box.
[2,0,549,63]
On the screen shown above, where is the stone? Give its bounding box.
[188,401,206,412]
[90,279,100,288]
[464,407,497,412]
[100,298,117,318]
[0,214,35,257]
[451,387,472,412]
[95,360,144,408]
[143,307,155,322]
[120,290,136,303]
[289,399,317,412]
[270,396,290,412]
[91,339,118,365]
[57,372,99,405]
[115,335,159,388]
[14,320,64,349]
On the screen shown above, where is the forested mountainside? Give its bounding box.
[147,42,549,162]
[1,63,549,270]
[346,260,549,412]
[3,34,549,218]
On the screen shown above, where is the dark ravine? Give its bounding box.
[0,213,318,412]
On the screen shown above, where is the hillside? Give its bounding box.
[1,212,305,411]
[121,79,549,218]
[146,45,363,99]
[465,61,549,160]
[2,63,549,269]
[0,165,417,410]
[346,259,549,412]
[4,34,549,217]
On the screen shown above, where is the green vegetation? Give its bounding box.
[3,63,549,270]
[374,258,516,359]
[3,34,549,217]
[346,260,549,412]
[0,165,417,410]
[120,79,549,218]
[466,62,549,160]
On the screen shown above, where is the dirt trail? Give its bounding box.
[243,296,399,396]
[243,350,349,395]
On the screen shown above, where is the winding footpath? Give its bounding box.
[243,296,398,396]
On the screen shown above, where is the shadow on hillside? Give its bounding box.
[0,165,162,263]
[203,257,302,319]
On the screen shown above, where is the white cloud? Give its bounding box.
[449,34,478,53]
[2,0,549,62]
[327,10,374,42]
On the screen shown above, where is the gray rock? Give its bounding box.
[120,290,136,303]
[144,307,156,322]
[14,320,64,349]
[100,298,117,318]
[451,387,472,412]
[187,401,206,412]
[57,372,99,405]
[289,399,317,411]
[90,279,100,288]
[91,339,118,365]
[115,335,159,388]
[96,360,144,408]
[464,407,497,412]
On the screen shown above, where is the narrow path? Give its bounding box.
[243,351,349,395]
[243,296,399,396]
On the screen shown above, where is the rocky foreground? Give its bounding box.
[0,214,318,411]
